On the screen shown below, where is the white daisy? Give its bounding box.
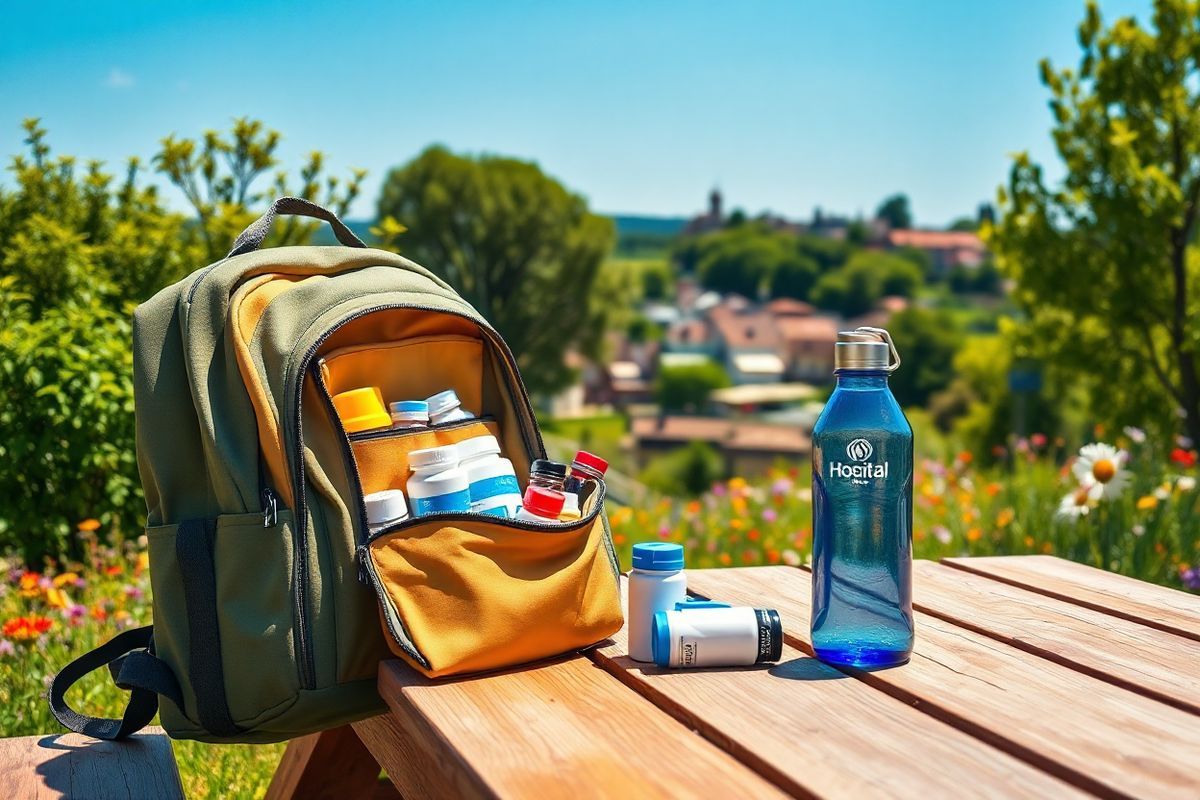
[1177,475,1196,492]
[1073,443,1131,501]
[1056,485,1094,522]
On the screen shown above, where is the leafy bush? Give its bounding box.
[0,119,363,560]
[639,441,725,496]
[0,290,137,562]
[654,360,731,412]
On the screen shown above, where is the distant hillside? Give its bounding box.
[312,214,688,256]
[611,215,688,236]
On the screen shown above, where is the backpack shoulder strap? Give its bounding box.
[49,625,183,741]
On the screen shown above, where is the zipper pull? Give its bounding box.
[262,487,279,528]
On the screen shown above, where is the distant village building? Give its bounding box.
[682,188,725,236]
[706,298,786,384]
[631,415,810,476]
[885,229,985,275]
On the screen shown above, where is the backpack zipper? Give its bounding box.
[287,302,545,690]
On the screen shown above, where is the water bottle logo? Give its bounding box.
[829,438,888,483]
[846,438,873,462]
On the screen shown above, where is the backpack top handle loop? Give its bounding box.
[227,196,367,258]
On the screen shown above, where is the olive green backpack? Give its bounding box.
[48,198,591,743]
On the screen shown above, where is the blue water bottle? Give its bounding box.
[811,327,913,668]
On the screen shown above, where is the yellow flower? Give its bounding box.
[967,528,982,543]
[52,572,79,587]
[45,587,70,610]
[135,552,150,573]
[995,508,1014,528]
[729,519,744,530]
[1136,495,1158,511]
[728,477,748,492]
[77,518,101,532]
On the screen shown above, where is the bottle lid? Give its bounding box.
[425,389,463,417]
[651,610,671,667]
[522,486,566,518]
[363,489,408,525]
[457,434,501,461]
[756,608,784,664]
[530,459,567,479]
[409,444,460,472]
[632,542,684,571]
[389,400,429,416]
[834,327,901,372]
[332,387,392,433]
[571,450,609,476]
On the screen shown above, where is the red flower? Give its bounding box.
[1170,448,1197,468]
[3,615,53,641]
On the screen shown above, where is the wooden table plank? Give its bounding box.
[0,727,183,800]
[582,581,1085,799]
[912,560,1200,714]
[944,555,1200,642]
[686,565,1200,799]
[374,654,787,799]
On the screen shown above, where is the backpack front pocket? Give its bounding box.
[146,511,301,733]
[363,508,623,678]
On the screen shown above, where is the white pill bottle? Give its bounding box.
[627,542,687,662]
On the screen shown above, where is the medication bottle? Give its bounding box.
[811,327,914,668]
[389,400,429,430]
[363,489,409,534]
[652,607,783,668]
[528,459,567,491]
[561,450,609,521]
[458,434,523,518]
[331,387,391,434]
[514,486,565,523]
[406,445,471,517]
[628,542,686,662]
[426,389,474,425]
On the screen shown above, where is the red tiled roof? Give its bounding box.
[775,315,839,345]
[707,305,783,351]
[766,298,816,317]
[887,229,984,251]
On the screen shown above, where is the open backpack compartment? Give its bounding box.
[302,307,623,677]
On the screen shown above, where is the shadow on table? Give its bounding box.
[603,654,846,681]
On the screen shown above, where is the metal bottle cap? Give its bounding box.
[834,326,901,372]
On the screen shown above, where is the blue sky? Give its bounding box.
[0,0,1151,226]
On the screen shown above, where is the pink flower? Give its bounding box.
[770,478,792,496]
[657,525,671,539]
[0,639,13,657]
[762,508,778,523]
[710,483,726,497]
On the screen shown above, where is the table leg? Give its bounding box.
[265,724,390,800]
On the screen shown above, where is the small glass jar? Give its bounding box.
[528,459,567,491]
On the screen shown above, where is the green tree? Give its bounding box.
[886,308,961,406]
[654,360,731,412]
[876,193,913,229]
[377,146,614,394]
[156,117,365,264]
[810,251,922,316]
[989,0,1200,442]
[768,253,820,300]
[796,235,850,271]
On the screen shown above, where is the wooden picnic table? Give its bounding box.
[266,556,1200,799]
